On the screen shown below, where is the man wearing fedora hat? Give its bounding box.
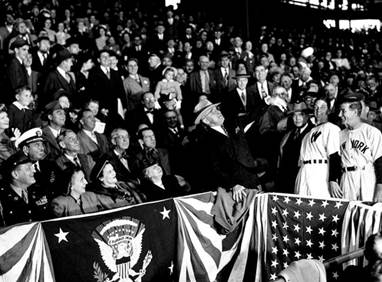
[222,68,264,130]
[42,47,76,107]
[191,97,260,201]
[277,101,314,193]
[31,35,51,74]
[0,152,50,226]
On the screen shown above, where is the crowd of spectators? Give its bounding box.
[0,0,382,227]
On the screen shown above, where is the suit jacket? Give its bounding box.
[105,150,139,183]
[123,75,150,111]
[42,126,62,161]
[187,69,217,104]
[7,57,28,91]
[149,34,167,54]
[194,124,259,191]
[55,153,95,182]
[51,191,103,217]
[77,130,110,163]
[222,87,264,130]
[250,80,274,106]
[42,69,76,106]
[27,69,40,95]
[278,122,314,193]
[214,67,236,100]
[0,25,12,50]
[127,105,163,134]
[88,66,126,114]
[31,50,48,74]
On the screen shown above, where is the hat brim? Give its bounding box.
[234,74,251,79]
[194,103,221,125]
[16,137,45,149]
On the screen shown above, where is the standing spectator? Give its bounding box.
[6,38,29,100]
[31,35,51,74]
[8,86,34,134]
[88,49,126,123]
[123,58,150,112]
[214,51,237,101]
[42,48,76,108]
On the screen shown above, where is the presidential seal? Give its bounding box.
[92,217,153,282]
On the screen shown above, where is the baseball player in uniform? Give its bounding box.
[295,98,342,198]
[338,93,382,201]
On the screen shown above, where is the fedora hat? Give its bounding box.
[194,98,220,125]
[233,69,250,79]
[288,101,311,115]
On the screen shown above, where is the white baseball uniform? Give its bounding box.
[295,122,340,198]
[340,123,382,201]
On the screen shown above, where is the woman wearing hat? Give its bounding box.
[141,163,190,202]
[0,104,17,166]
[89,158,145,209]
[51,167,102,217]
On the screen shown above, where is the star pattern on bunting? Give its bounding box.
[160,206,171,220]
[266,195,345,281]
[54,228,69,243]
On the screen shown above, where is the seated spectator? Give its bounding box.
[106,128,140,184]
[42,100,66,161]
[89,158,144,208]
[0,152,50,227]
[0,104,17,166]
[51,167,103,217]
[141,163,190,202]
[133,127,172,176]
[56,129,95,181]
[8,86,34,134]
[77,109,110,163]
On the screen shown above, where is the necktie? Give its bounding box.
[34,163,40,173]
[106,69,110,79]
[22,190,29,204]
[73,156,81,167]
[65,72,71,83]
[91,132,98,144]
[202,71,210,94]
[224,69,228,86]
[293,129,300,140]
[240,91,246,106]
[119,154,130,170]
[261,83,267,99]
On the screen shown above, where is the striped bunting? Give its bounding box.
[0,223,55,282]
[174,192,256,282]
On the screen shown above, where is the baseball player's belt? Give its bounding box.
[303,159,328,164]
[342,166,366,172]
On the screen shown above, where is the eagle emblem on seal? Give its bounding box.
[92,217,153,282]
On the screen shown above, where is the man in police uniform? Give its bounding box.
[15,127,57,200]
[0,152,50,227]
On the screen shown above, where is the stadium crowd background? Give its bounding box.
[0,0,382,225]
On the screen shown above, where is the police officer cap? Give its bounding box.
[1,152,32,179]
[15,128,44,149]
[10,37,29,50]
[339,91,364,104]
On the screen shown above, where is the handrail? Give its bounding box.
[324,247,365,268]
